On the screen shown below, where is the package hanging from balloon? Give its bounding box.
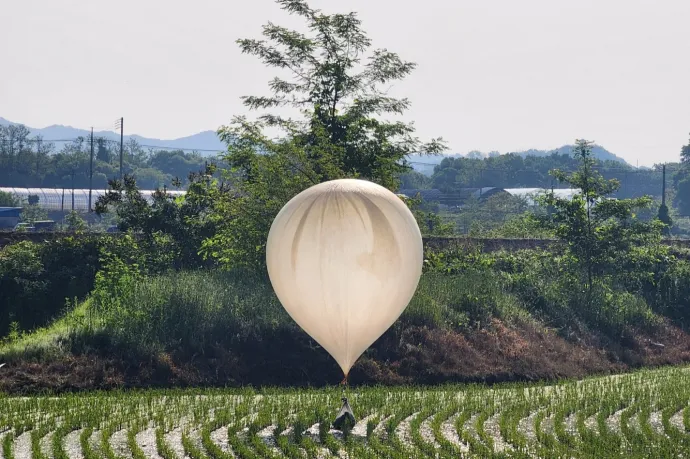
[266,179,424,378]
[333,397,356,431]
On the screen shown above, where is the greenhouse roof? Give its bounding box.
[0,187,186,211]
[503,188,579,205]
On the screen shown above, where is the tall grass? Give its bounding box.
[1,258,662,364]
[6,269,516,361]
[85,268,538,354]
[91,270,290,354]
[406,270,529,329]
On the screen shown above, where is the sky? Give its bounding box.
[1,0,689,166]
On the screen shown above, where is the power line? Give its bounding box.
[0,137,681,171]
[0,138,85,143]
[137,143,223,153]
[404,160,668,173]
[0,137,226,153]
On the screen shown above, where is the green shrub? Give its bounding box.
[0,231,188,339]
[509,253,659,336]
[0,236,101,337]
[424,246,661,338]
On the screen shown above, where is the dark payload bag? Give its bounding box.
[332,397,356,431]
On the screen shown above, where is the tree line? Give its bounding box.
[404,153,670,198]
[0,124,214,190]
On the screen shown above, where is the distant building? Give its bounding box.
[503,188,579,206]
[0,207,22,229]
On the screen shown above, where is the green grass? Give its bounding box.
[0,269,534,364]
[0,366,689,458]
[0,300,94,362]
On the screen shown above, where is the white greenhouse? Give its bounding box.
[0,187,186,212]
[503,188,580,206]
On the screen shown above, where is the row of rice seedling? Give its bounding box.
[0,366,689,458]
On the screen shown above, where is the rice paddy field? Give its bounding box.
[1,366,690,459]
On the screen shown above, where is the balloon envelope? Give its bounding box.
[266,178,423,376]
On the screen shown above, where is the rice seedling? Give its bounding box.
[1,366,690,457]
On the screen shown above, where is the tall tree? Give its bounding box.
[34,135,54,182]
[675,134,690,214]
[537,139,661,299]
[96,138,111,163]
[0,125,31,175]
[204,0,446,270]
[681,133,690,163]
[223,0,445,190]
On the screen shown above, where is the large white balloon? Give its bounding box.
[266,178,423,376]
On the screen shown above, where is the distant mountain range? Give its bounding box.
[0,117,226,154]
[1,117,631,175]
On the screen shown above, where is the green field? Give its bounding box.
[1,366,689,458]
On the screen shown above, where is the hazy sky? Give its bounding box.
[1,0,689,166]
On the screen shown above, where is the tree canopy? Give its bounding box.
[203,0,446,271]
[537,139,662,299]
[0,124,212,190]
[427,151,664,200]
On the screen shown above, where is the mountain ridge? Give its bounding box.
[0,117,226,153]
[1,117,631,173]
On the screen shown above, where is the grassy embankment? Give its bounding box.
[2,245,690,393]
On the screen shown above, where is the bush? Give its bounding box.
[424,246,661,339]
[0,227,210,340]
[0,190,19,207]
[0,236,101,336]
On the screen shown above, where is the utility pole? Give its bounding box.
[479,169,483,198]
[71,170,75,211]
[36,136,42,175]
[662,164,667,206]
[119,117,124,179]
[88,127,94,212]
